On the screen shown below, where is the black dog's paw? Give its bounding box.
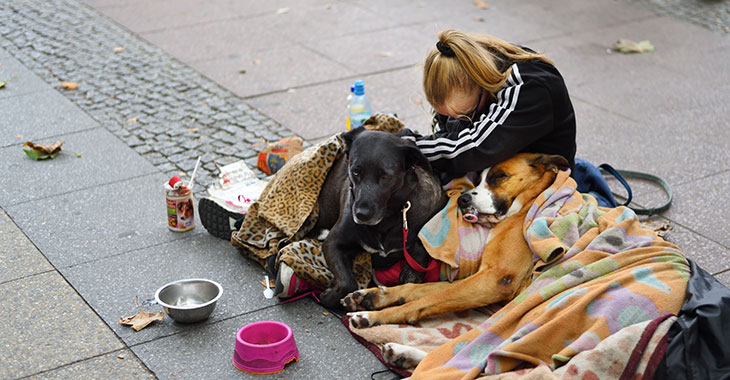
[319,288,344,309]
[341,289,377,311]
[399,265,425,284]
[382,343,427,369]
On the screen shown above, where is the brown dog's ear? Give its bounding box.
[342,126,366,154]
[530,154,570,173]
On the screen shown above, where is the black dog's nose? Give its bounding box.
[354,207,373,222]
[457,193,473,208]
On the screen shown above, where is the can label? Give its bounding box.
[166,188,195,232]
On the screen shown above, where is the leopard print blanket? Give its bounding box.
[231,114,404,292]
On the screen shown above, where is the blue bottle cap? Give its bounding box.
[353,80,365,95]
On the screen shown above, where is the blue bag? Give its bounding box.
[573,158,672,215]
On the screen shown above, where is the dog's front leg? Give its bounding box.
[349,264,526,327]
[321,234,360,308]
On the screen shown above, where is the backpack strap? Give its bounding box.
[598,165,673,216]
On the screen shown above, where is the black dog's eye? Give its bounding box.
[381,174,391,181]
[351,168,360,177]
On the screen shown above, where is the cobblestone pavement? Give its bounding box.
[0,0,291,193]
[627,0,730,32]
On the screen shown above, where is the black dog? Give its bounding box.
[316,127,447,308]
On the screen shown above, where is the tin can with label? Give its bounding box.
[166,176,195,232]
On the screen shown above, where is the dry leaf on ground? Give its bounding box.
[614,39,655,54]
[120,309,164,331]
[127,116,138,123]
[120,297,164,332]
[113,47,125,53]
[60,81,78,90]
[642,219,673,238]
[276,7,289,14]
[474,0,490,9]
[0,81,5,89]
[23,140,64,160]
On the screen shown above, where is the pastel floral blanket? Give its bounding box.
[350,170,689,379]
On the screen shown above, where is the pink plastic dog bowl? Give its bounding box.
[233,321,300,374]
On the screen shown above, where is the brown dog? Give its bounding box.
[342,153,569,330]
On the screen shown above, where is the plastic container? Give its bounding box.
[345,84,354,130]
[233,321,300,374]
[348,80,372,129]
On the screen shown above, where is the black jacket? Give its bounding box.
[401,59,576,183]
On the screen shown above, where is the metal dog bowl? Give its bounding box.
[154,278,223,323]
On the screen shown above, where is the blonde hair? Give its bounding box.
[423,30,554,108]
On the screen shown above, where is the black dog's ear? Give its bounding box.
[342,126,366,155]
[401,143,431,172]
[530,154,570,173]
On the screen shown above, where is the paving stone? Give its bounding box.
[0,90,98,148]
[4,173,203,268]
[0,271,124,379]
[0,54,49,99]
[132,298,389,380]
[640,170,730,249]
[62,233,271,346]
[27,349,154,380]
[0,209,53,284]
[0,127,157,207]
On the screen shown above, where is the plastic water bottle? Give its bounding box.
[348,80,372,130]
[345,84,354,130]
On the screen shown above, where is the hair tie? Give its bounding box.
[436,41,455,57]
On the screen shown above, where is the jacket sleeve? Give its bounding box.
[401,64,554,175]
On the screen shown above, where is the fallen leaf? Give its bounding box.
[60,81,78,90]
[253,59,261,65]
[120,298,164,332]
[117,354,125,359]
[0,81,5,89]
[642,219,673,238]
[239,69,247,74]
[127,116,138,123]
[322,312,329,316]
[376,51,393,57]
[113,47,125,53]
[23,140,64,160]
[474,0,490,9]
[15,134,23,139]
[614,39,655,54]
[276,7,289,14]
[724,26,729,33]
[473,16,485,22]
[186,128,199,133]
[171,369,186,377]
